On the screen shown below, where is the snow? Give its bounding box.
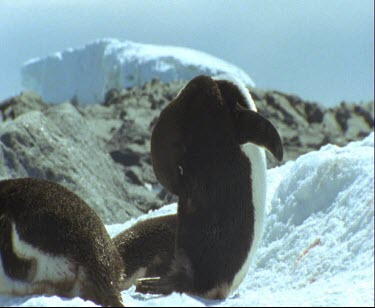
[0,133,373,307]
[21,39,255,105]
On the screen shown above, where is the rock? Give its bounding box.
[353,105,374,128]
[249,87,374,167]
[1,80,373,222]
[335,104,351,132]
[304,103,324,124]
[0,102,157,223]
[0,91,47,121]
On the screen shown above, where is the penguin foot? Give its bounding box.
[136,277,174,295]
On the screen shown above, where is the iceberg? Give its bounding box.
[21,39,254,105]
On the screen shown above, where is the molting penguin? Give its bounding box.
[0,178,125,306]
[114,214,176,289]
[115,74,283,299]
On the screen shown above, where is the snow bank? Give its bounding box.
[1,134,373,306]
[21,39,254,105]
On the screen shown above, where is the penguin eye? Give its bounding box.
[178,165,184,176]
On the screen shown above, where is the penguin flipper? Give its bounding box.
[0,215,37,282]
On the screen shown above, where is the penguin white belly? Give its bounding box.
[227,77,267,294]
[229,143,266,294]
[0,222,82,297]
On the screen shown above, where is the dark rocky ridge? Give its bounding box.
[0,79,373,223]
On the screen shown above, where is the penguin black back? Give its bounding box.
[0,177,124,306]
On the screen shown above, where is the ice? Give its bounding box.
[21,39,254,105]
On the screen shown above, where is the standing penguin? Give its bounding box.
[0,177,124,306]
[115,75,283,299]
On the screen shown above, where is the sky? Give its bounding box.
[0,0,373,106]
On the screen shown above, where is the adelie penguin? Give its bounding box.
[114,214,176,289]
[114,74,283,299]
[0,178,125,306]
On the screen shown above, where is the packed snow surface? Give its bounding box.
[21,39,254,105]
[0,133,373,306]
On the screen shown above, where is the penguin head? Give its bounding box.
[214,78,284,161]
[151,75,283,196]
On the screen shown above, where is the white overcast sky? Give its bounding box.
[1,0,373,106]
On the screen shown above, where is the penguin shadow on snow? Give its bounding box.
[0,178,125,307]
[114,75,283,299]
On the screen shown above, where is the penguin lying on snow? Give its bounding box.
[0,178,125,307]
[113,214,176,289]
[114,75,283,299]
